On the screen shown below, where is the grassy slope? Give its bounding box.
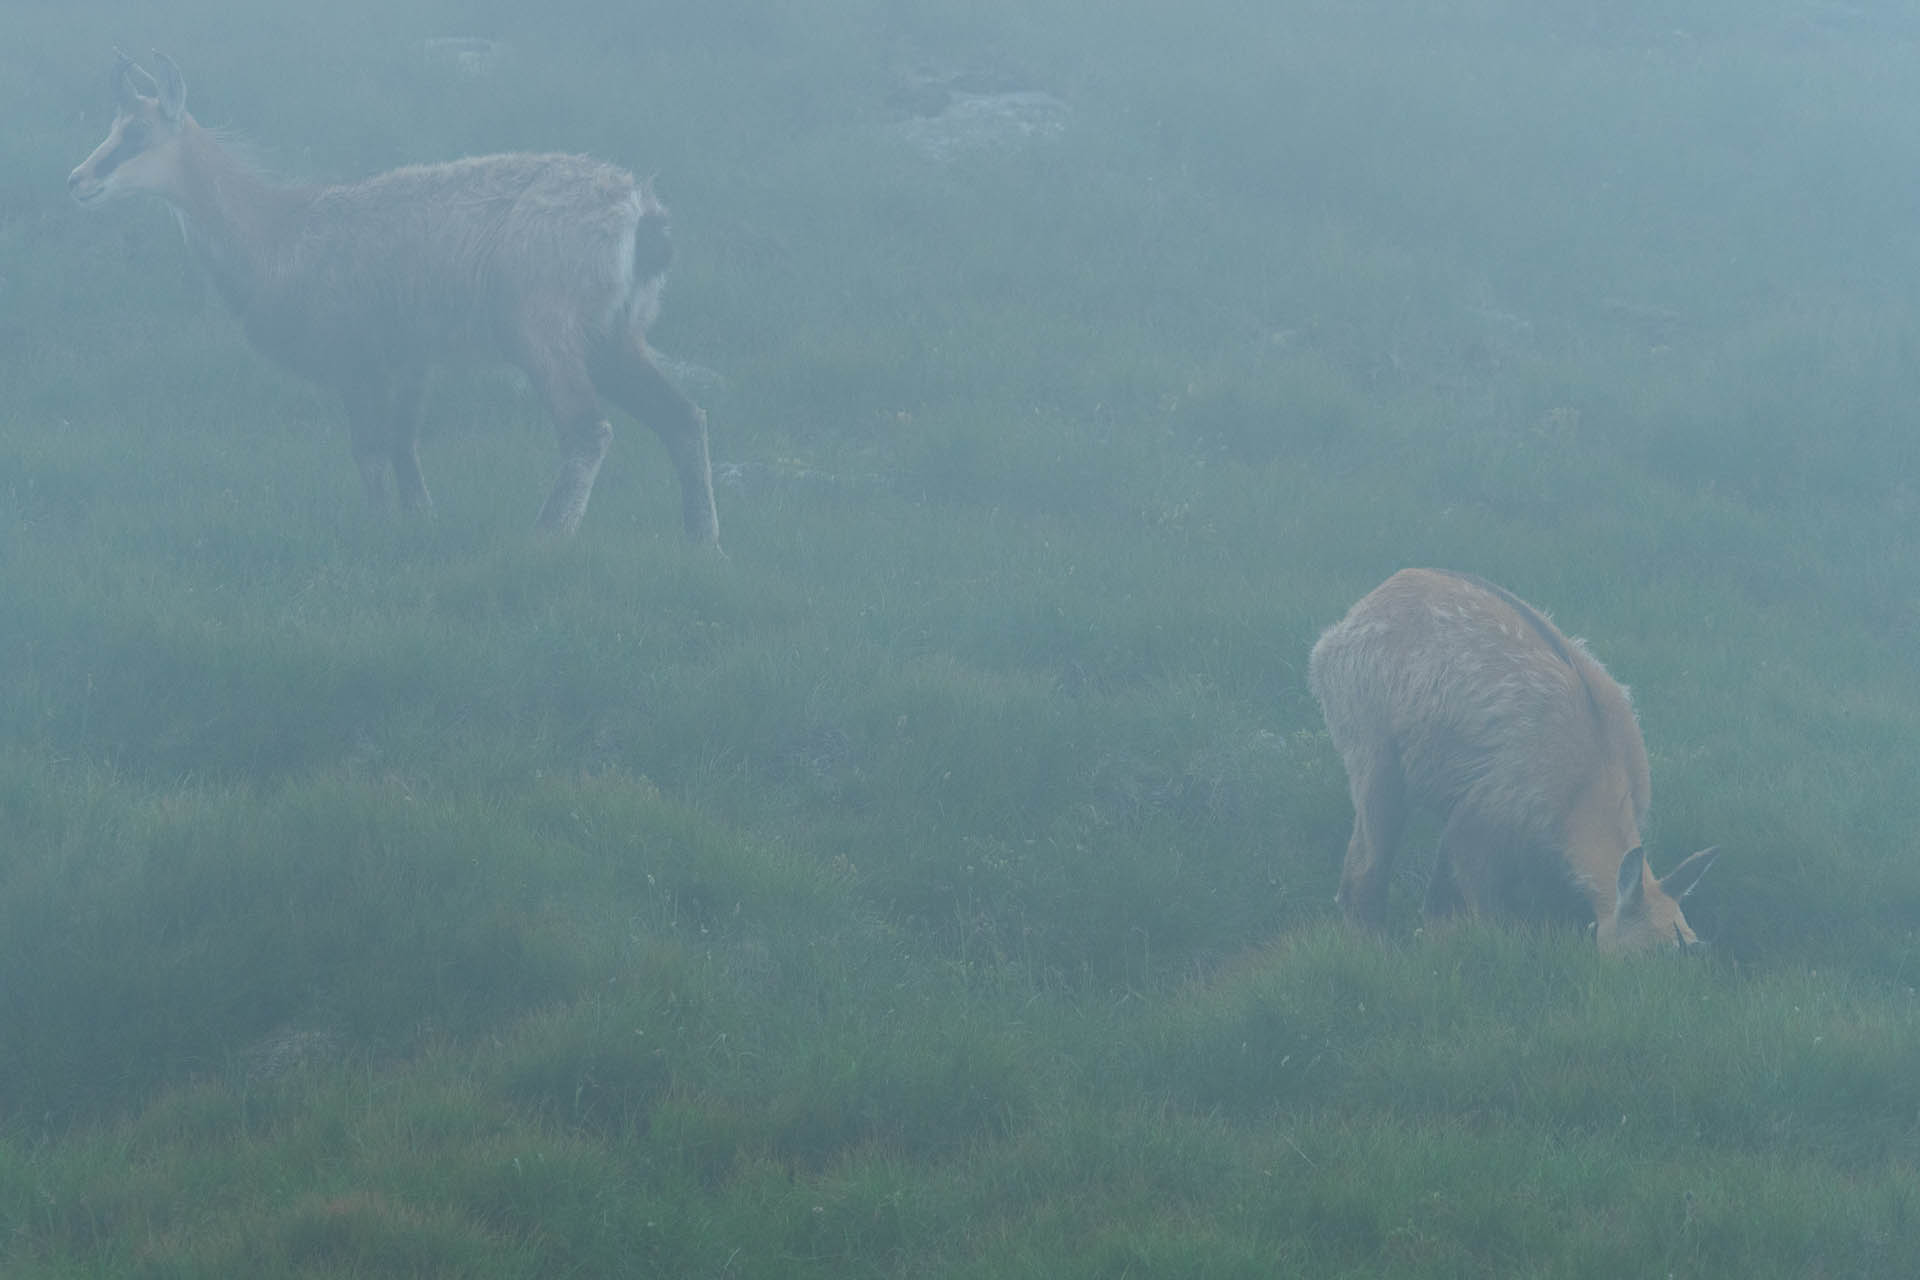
[2,0,1918,1273]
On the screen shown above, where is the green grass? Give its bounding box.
[3,0,1919,1273]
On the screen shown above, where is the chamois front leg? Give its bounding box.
[344,370,432,516]
[1426,805,1503,920]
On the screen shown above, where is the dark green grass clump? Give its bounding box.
[3,0,1919,1273]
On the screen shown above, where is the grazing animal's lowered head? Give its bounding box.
[70,51,721,547]
[1603,843,1719,955]
[1308,568,1720,955]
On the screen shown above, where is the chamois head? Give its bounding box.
[69,51,191,208]
[1598,845,1720,954]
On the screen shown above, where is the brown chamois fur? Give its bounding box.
[1309,569,1718,953]
[69,51,719,544]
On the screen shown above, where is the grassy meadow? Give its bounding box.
[3,0,1920,1273]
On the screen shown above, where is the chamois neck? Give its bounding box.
[166,118,304,314]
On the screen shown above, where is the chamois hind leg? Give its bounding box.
[522,335,613,537]
[388,367,432,514]
[342,378,396,512]
[1334,743,1405,929]
[589,333,720,546]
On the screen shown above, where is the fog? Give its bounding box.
[2,2,1917,1273]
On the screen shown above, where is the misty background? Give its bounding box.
[1,1,1917,1274]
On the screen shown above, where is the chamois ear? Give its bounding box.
[1659,845,1720,901]
[1614,845,1648,915]
[151,51,187,122]
[112,48,157,110]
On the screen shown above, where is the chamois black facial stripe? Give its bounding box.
[96,124,147,177]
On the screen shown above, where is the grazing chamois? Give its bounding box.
[1309,569,1719,953]
[69,51,720,545]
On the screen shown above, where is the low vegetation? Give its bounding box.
[2,0,1916,1273]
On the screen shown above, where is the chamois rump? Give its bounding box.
[1309,569,1719,953]
[68,51,719,545]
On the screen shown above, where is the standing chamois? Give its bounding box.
[1309,569,1719,953]
[69,51,720,544]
